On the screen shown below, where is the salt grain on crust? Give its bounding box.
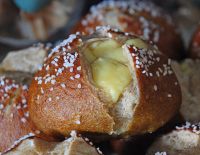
[69,68,73,72]
[84,138,89,142]
[167,94,172,98]
[77,66,81,71]
[21,117,26,123]
[50,87,54,91]
[61,83,66,88]
[97,147,103,154]
[75,120,81,125]
[75,74,80,79]
[77,84,82,89]
[154,85,158,91]
[0,104,3,110]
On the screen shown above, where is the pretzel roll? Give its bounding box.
[74,1,184,60]
[28,27,181,139]
[189,25,200,59]
[0,77,34,153]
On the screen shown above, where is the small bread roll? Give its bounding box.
[189,25,200,59]
[147,122,200,155]
[0,77,34,153]
[172,59,200,122]
[5,131,102,155]
[74,1,184,60]
[28,27,181,139]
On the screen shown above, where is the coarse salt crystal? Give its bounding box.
[61,83,66,88]
[77,84,82,89]
[154,85,158,91]
[77,66,81,71]
[75,74,80,79]
[48,98,52,102]
[167,94,172,98]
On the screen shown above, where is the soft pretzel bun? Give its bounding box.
[28,27,181,139]
[74,1,184,60]
[189,25,200,59]
[0,77,32,153]
[147,122,200,155]
[5,132,102,155]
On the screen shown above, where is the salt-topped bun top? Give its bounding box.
[74,0,184,60]
[28,27,181,139]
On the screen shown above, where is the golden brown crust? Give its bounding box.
[189,25,200,59]
[73,1,184,60]
[28,27,181,138]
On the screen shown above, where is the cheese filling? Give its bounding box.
[84,39,132,103]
